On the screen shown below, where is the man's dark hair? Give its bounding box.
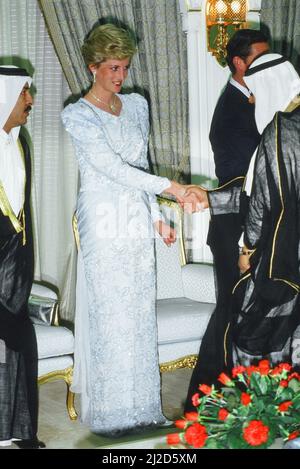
[226,29,269,73]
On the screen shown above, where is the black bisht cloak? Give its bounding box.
[0,134,38,440]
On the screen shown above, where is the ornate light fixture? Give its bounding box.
[206,0,248,66]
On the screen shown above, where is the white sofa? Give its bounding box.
[156,197,216,372]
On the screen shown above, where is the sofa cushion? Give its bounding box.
[181,264,216,303]
[157,297,215,345]
[34,324,74,359]
[38,355,73,377]
[31,283,58,300]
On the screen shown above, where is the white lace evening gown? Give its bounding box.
[61,93,170,434]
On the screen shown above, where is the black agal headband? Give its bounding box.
[0,67,30,77]
[245,56,288,77]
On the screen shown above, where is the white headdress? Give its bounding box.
[0,66,32,215]
[0,65,32,138]
[244,53,300,134]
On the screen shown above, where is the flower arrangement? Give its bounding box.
[167,360,300,449]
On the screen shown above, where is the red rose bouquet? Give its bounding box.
[167,360,300,449]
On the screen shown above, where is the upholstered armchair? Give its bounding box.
[156,197,216,373]
[29,283,77,420]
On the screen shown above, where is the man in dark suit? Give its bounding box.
[184,30,269,411]
[0,66,45,448]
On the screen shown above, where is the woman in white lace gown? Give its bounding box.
[61,24,184,435]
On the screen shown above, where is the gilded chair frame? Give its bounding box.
[38,366,77,420]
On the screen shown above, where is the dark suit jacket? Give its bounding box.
[209,82,260,186]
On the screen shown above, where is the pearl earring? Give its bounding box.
[93,71,96,84]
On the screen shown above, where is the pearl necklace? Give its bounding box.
[89,91,117,113]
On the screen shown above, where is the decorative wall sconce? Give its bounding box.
[206,0,248,67]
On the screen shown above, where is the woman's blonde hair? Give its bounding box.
[82,23,137,66]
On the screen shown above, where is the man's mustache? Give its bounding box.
[25,105,32,113]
